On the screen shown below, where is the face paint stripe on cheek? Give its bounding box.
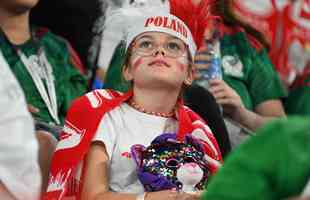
[177,63,186,72]
[132,57,143,70]
[176,57,189,72]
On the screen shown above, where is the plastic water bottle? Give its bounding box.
[194,34,222,89]
[194,27,224,114]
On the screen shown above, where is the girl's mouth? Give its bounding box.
[148,59,170,67]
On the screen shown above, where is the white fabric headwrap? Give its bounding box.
[125,13,197,59]
[98,1,197,70]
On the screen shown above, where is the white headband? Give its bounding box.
[125,14,197,59]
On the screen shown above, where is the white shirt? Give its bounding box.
[0,51,41,200]
[93,103,178,193]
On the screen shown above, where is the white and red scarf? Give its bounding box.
[43,89,222,200]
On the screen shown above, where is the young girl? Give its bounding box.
[45,5,222,200]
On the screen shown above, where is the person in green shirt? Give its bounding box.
[193,0,287,133]
[0,22,87,129]
[0,0,87,192]
[201,117,310,200]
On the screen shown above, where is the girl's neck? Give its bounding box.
[0,9,31,45]
[131,87,180,116]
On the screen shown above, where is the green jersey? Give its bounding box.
[0,27,87,125]
[221,31,287,110]
[202,117,310,200]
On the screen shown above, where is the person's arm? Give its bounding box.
[208,79,285,131]
[81,142,193,200]
[81,142,136,200]
[232,99,285,131]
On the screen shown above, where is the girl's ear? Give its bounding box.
[122,65,134,81]
[184,66,194,86]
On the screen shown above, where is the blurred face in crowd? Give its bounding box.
[123,31,193,90]
[0,0,39,13]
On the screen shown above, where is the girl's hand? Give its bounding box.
[208,79,245,118]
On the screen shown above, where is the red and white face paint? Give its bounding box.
[131,52,188,73]
[175,55,189,72]
[131,56,144,71]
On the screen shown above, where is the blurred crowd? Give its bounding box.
[0,0,309,200]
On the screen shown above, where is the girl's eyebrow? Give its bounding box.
[136,34,182,42]
[136,35,154,40]
[167,35,180,40]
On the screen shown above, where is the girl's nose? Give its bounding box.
[153,46,166,57]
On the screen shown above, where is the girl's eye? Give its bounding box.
[167,42,181,51]
[139,41,153,49]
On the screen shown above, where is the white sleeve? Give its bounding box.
[0,51,41,200]
[92,115,117,161]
